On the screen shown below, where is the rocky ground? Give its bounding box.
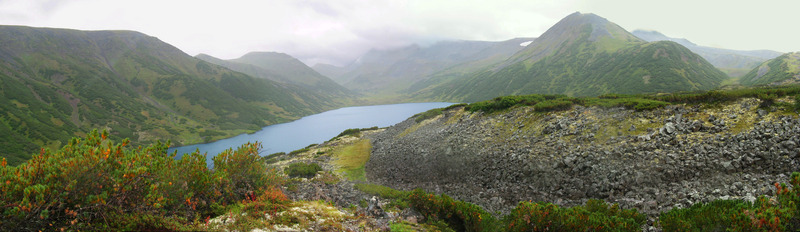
[208,97,800,231]
[366,98,800,226]
[224,132,429,232]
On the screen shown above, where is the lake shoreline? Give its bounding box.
[169,102,455,166]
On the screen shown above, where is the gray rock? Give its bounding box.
[664,122,676,134]
[722,161,733,171]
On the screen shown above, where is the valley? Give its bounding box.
[2,8,800,232]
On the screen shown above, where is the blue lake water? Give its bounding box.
[169,102,454,166]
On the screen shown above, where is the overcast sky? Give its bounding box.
[0,0,797,66]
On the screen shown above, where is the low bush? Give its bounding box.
[331,126,380,140]
[465,85,800,114]
[218,186,290,231]
[408,189,500,232]
[794,95,800,110]
[288,148,309,155]
[414,108,443,122]
[504,199,645,232]
[659,172,800,231]
[533,100,574,112]
[284,162,322,178]
[0,129,282,231]
[466,94,548,113]
[444,103,468,111]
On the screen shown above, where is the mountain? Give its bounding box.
[0,26,341,165]
[632,30,782,77]
[413,12,728,102]
[195,52,354,104]
[314,38,534,95]
[740,52,800,86]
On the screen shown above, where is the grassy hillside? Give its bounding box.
[0,26,340,165]
[741,52,800,86]
[413,12,727,102]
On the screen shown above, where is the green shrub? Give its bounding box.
[0,129,283,231]
[794,95,800,110]
[284,162,322,178]
[336,128,363,138]
[466,94,548,113]
[288,148,309,155]
[504,199,645,232]
[465,85,800,114]
[533,100,574,112]
[444,103,468,111]
[659,172,800,231]
[331,126,380,141]
[659,199,755,231]
[213,142,284,202]
[415,108,443,122]
[408,189,500,232]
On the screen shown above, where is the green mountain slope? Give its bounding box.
[740,52,800,86]
[414,12,728,102]
[0,26,337,165]
[632,30,782,77]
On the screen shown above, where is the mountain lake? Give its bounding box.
[170,102,455,166]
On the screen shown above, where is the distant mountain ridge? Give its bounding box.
[0,25,345,165]
[313,38,534,95]
[196,52,354,103]
[632,30,782,77]
[412,12,728,102]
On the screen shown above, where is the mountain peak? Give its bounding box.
[506,12,642,65]
[551,12,632,42]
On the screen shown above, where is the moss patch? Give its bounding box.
[332,139,372,181]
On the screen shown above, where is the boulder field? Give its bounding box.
[366,98,800,216]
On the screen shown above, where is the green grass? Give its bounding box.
[332,139,371,181]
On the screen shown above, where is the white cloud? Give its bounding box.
[0,0,797,66]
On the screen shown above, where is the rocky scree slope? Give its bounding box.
[366,98,800,216]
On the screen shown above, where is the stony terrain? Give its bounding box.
[256,132,428,231]
[366,98,800,219]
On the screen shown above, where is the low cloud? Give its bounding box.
[1,0,796,67]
